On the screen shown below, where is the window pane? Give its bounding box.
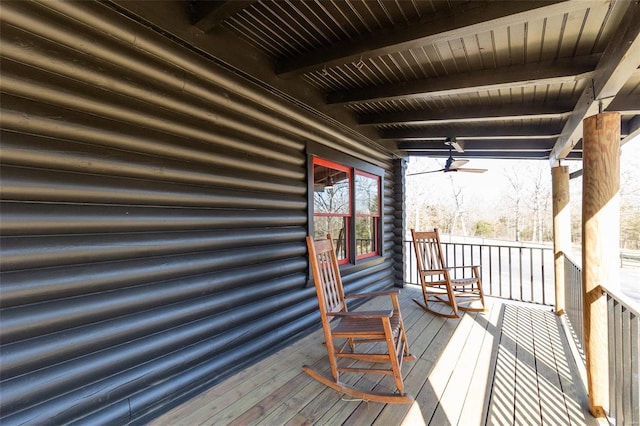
[356,216,377,256]
[314,164,350,215]
[313,216,349,261]
[355,172,379,215]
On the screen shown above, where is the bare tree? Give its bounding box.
[527,165,551,242]
[504,164,524,241]
[620,143,640,248]
[448,175,468,236]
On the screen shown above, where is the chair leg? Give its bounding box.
[421,282,430,312]
[475,266,487,310]
[322,328,340,382]
[389,293,415,360]
[398,323,415,361]
[456,268,487,313]
[382,317,407,396]
[444,280,459,318]
[347,337,356,352]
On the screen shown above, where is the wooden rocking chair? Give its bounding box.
[303,235,415,404]
[411,228,486,319]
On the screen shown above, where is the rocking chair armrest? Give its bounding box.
[419,269,447,276]
[328,310,393,319]
[344,289,400,299]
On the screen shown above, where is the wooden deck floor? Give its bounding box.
[150,286,599,426]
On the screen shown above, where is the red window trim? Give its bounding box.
[355,171,380,260]
[314,157,350,171]
[314,213,350,217]
[313,156,381,263]
[355,170,381,218]
[313,158,352,264]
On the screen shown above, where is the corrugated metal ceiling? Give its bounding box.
[120,0,640,160]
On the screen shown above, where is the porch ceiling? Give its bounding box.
[115,0,640,161]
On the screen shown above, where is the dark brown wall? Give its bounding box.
[0,1,404,424]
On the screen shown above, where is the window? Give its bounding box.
[312,155,382,264]
[355,171,380,259]
[313,159,351,262]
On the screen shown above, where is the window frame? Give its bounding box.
[354,169,381,260]
[307,143,384,266]
[312,158,352,264]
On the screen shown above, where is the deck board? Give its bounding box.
[546,308,593,425]
[149,285,597,426]
[425,311,479,425]
[487,304,517,425]
[514,305,541,424]
[458,301,503,425]
[531,307,569,425]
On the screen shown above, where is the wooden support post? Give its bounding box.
[582,111,620,418]
[552,166,570,315]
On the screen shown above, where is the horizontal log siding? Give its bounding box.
[0,1,399,424]
[392,159,408,285]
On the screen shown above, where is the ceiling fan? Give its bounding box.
[408,139,487,176]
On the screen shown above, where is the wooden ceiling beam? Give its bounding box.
[328,55,600,105]
[360,102,573,126]
[276,1,604,78]
[407,151,557,160]
[380,123,563,140]
[606,93,640,114]
[621,116,640,148]
[399,139,554,152]
[549,0,640,164]
[409,151,583,160]
[628,115,640,135]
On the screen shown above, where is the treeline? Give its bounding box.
[406,153,640,248]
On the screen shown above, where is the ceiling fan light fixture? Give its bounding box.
[324,175,334,190]
[407,140,487,176]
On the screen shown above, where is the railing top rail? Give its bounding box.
[600,284,640,317]
[562,251,639,316]
[405,238,553,251]
[563,251,581,268]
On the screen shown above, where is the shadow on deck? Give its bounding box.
[150,285,598,425]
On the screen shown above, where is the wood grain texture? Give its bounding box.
[582,112,620,417]
[552,165,570,315]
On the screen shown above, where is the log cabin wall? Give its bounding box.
[0,1,403,424]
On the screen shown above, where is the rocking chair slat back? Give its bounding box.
[308,237,346,315]
[419,230,444,271]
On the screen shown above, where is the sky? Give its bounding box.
[406,134,639,199]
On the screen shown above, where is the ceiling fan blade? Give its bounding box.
[449,159,469,169]
[407,169,445,176]
[456,168,488,173]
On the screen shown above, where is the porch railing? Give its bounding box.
[564,254,585,352]
[563,253,640,425]
[404,238,554,306]
[604,285,639,425]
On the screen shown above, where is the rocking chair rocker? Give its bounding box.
[303,235,415,404]
[411,228,486,319]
